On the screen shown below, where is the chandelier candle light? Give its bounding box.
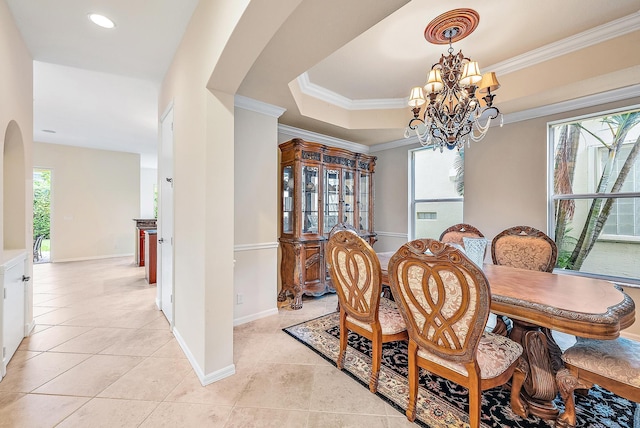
[404,9,503,151]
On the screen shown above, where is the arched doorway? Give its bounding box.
[3,120,26,251]
[1,120,30,379]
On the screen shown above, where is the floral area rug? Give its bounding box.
[283,312,639,428]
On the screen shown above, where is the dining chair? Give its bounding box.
[491,225,558,272]
[325,230,408,393]
[33,235,44,262]
[490,226,559,335]
[439,223,485,248]
[328,221,358,238]
[557,336,640,428]
[388,239,525,427]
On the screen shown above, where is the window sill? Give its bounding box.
[552,267,640,289]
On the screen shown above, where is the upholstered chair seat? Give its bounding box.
[558,336,640,427]
[348,297,407,335]
[418,331,522,379]
[562,337,640,389]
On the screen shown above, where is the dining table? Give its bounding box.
[376,251,636,425]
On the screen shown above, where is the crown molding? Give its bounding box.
[296,73,406,110]
[370,135,419,153]
[370,84,640,152]
[503,84,640,125]
[234,95,286,118]
[487,11,640,76]
[298,11,640,111]
[278,124,370,153]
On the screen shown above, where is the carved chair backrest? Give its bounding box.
[388,239,490,364]
[491,226,558,272]
[439,223,485,248]
[328,222,359,239]
[326,230,381,325]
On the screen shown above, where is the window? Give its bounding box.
[411,147,464,239]
[416,212,437,220]
[549,105,640,282]
[597,145,640,238]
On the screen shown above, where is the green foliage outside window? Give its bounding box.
[33,169,51,239]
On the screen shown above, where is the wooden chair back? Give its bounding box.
[491,225,558,272]
[328,221,358,239]
[388,239,490,365]
[326,230,381,325]
[388,239,524,426]
[439,223,484,248]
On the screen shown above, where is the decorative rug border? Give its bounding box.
[282,314,420,426]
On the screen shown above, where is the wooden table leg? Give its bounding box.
[555,368,592,428]
[508,320,564,420]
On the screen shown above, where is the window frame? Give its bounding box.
[410,147,464,240]
[547,103,640,284]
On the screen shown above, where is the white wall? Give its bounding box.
[373,145,411,251]
[0,0,33,259]
[140,167,157,219]
[33,142,140,262]
[159,0,410,384]
[233,105,281,325]
[0,0,34,362]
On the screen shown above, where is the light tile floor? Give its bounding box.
[0,257,416,427]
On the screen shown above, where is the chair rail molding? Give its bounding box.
[233,242,279,252]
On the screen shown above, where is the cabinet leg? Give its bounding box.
[277,289,288,302]
[291,291,303,310]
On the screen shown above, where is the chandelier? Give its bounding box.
[404,9,502,151]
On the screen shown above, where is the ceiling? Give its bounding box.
[6,0,640,167]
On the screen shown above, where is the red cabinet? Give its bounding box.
[145,230,157,284]
[133,219,156,267]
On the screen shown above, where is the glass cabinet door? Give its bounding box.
[302,166,319,234]
[359,173,370,232]
[282,165,293,234]
[343,170,354,227]
[324,169,339,234]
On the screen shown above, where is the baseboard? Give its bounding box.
[172,326,236,386]
[234,307,279,326]
[24,320,36,336]
[621,330,640,342]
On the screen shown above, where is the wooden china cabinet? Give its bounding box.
[278,138,376,309]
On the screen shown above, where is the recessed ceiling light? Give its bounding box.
[88,13,115,29]
[42,129,56,133]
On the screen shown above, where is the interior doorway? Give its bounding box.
[33,168,51,263]
[158,105,174,325]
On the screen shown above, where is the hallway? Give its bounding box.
[0,257,412,427]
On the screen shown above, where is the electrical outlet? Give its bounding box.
[236,293,244,304]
